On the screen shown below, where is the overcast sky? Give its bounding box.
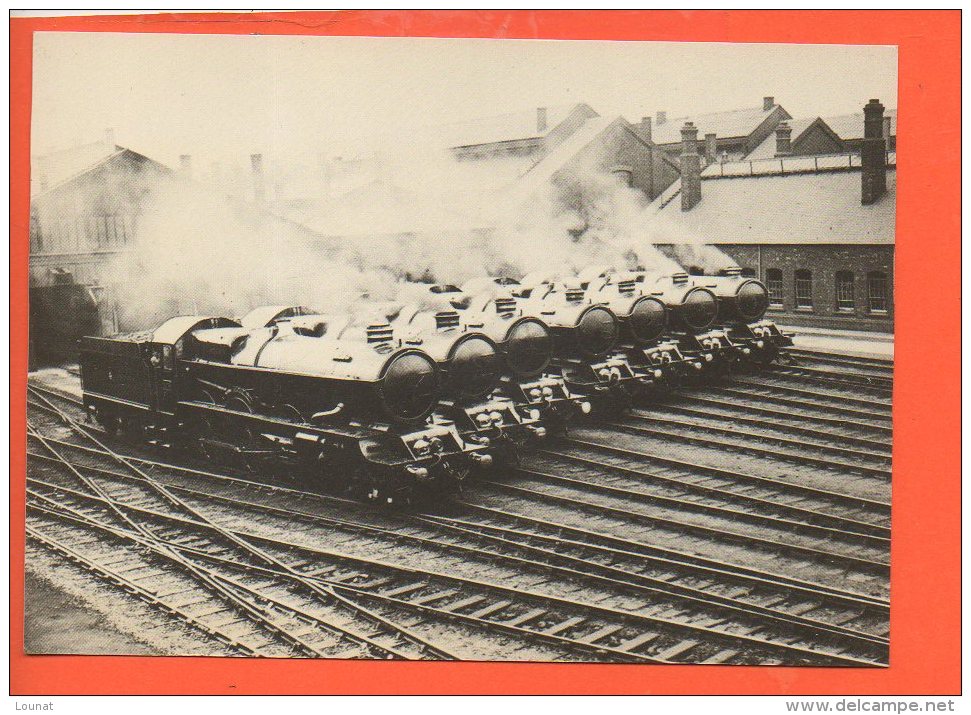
[32,31,898,166]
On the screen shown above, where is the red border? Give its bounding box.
[10,10,961,695]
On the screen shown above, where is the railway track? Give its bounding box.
[526,443,890,535]
[787,348,893,375]
[25,376,891,664]
[27,386,459,661]
[700,383,891,425]
[659,394,892,445]
[26,433,890,666]
[469,471,888,585]
[604,413,891,479]
[567,425,890,507]
[730,372,893,404]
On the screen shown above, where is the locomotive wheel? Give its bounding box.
[195,416,220,463]
[98,413,121,438]
[119,415,146,445]
[223,394,261,473]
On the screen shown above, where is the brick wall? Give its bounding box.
[716,244,894,333]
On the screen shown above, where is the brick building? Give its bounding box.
[29,138,327,363]
[646,100,895,334]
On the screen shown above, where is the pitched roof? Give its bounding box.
[822,108,897,141]
[648,160,896,245]
[515,115,632,196]
[743,116,835,160]
[431,103,595,148]
[30,141,169,198]
[651,104,789,145]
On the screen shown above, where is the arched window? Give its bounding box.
[835,271,855,312]
[867,271,889,313]
[765,268,783,307]
[794,269,813,309]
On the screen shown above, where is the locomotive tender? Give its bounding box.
[78,263,790,503]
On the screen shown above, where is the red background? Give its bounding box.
[9,10,961,695]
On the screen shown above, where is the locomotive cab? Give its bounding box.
[80,315,242,438]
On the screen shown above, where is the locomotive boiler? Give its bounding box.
[508,273,647,396]
[434,279,591,421]
[80,315,494,503]
[633,270,738,372]
[386,300,547,446]
[576,266,693,385]
[691,267,793,364]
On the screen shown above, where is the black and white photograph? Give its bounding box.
[25,31,895,665]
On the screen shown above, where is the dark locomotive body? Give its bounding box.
[577,266,694,387]
[693,267,793,364]
[439,280,592,425]
[77,259,793,506]
[632,271,739,374]
[504,274,648,399]
[80,315,490,503]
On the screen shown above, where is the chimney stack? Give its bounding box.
[680,122,701,212]
[104,128,116,147]
[861,99,888,205]
[250,153,266,203]
[640,116,652,142]
[179,154,192,178]
[704,133,717,165]
[656,110,667,126]
[774,122,792,156]
[763,96,775,111]
[536,107,548,133]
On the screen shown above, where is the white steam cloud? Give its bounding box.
[108,132,736,331]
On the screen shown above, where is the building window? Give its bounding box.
[795,269,813,309]
[867,271,889,313]
[765,268,783,307]
[835,271,855,312]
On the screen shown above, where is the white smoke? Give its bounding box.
[109,121,744,330]
[106,178,399,331]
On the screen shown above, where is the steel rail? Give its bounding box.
[27,386,452,661]
[528,446,890,538]
[599,420,892,480]
[28,480,882,666]
[28,451,889,653]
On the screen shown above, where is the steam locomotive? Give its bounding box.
[78,265,790,503]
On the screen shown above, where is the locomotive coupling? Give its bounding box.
[467,434,491,447]
[405,464,432,482]
[469,452,493,468]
